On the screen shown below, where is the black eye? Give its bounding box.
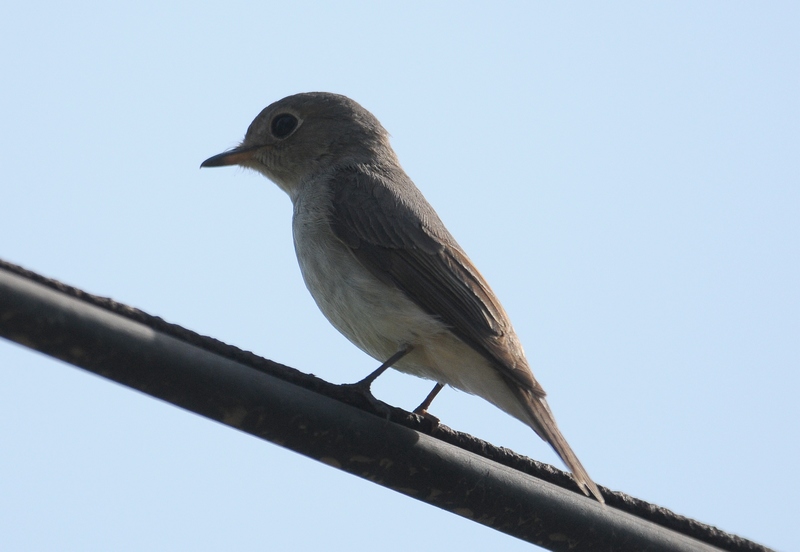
[271,113,298,138]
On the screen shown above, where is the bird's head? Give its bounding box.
[201,92,395,199]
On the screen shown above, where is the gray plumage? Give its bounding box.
[201,92,603,503]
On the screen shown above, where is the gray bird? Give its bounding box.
[201,92,603,503]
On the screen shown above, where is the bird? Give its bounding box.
[201,92,603,503]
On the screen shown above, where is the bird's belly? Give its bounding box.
[293,216,443,362]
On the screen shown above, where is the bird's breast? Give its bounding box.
[291,194,444,363]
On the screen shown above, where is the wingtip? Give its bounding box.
[515,389,606,504]
[578,478,606,505]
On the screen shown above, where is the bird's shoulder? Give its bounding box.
[324,163,446,253]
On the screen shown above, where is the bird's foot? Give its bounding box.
[335,345,414,418]
[337,379,392,419]
[410,382,444,429]
[412,409,441,429]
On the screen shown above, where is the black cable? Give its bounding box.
[0,259,772,552]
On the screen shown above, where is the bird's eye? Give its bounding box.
[271,113,298,138]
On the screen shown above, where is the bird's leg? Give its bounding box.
[413,383,444,415]
[354,344,414,390]
[338,345,414,417]
[412,382,444,427]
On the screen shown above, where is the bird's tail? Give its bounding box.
[515,388,604,504]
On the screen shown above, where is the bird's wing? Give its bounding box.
[328,164,544,396]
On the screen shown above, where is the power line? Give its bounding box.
[0,259,772,552]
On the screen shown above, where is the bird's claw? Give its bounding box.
[337,380,392,419]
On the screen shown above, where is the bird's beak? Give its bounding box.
[200,144,261,168]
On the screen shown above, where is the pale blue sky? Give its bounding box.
[1,2,797,550]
